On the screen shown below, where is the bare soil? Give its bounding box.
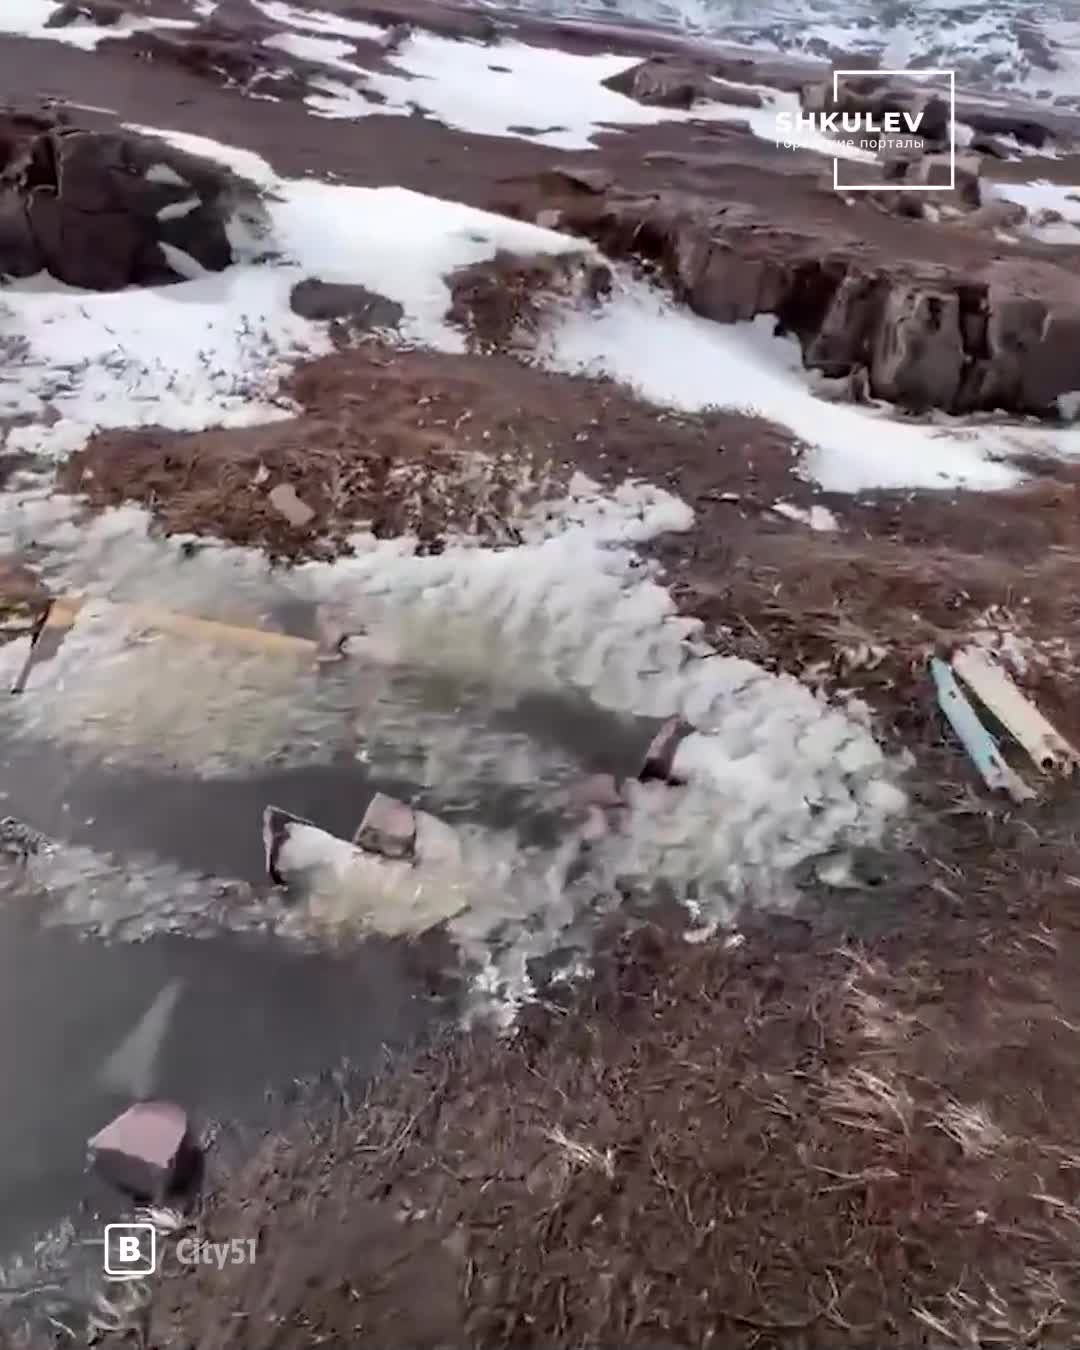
[105,847,1080,1348]
[58,341,803,559]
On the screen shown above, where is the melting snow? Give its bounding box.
[0,477,906,1010]
[253,3,868,157]
[1,0,194,49]
[541,291,1045,491]
[3,127,1071,492]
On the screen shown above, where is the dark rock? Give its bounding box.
[546,165,615,195]
[0,189,40,277]
[88,1100,196,1204]
[963,108,1050,149]
[708,80,764,109]
[639,717,695,784]
[603,57,713,110]
[46,0,123,27]
[964,199,1028,231]
[355,793,417,860]
[289,279,404,331]
[0,122,258,289]
[802,73,947,148]
[970,133,1013,159]
[870,286,965,411]
[518,175,1080,419]
[906,152,981,208]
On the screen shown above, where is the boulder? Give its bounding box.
[88,1100,194,1203]
[709,80,764,110]
[46,0,123,26]
[289,280,404,331]
[869,286,965,411]
[906,152,981,209]
[964,199,1028,231]
[0,120,262,289]
[970,133,1013,159]
[603,57,714,110]
[355,793,417,860]
[962,108,1050,149]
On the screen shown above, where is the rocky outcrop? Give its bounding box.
[802,73,952,147]
[603,57,716,109]
[506,180,1080,419]
[603,57,762,110]
[0,116,264,289]
[45,0,123,26]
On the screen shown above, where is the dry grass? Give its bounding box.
[95,794,1080,1348]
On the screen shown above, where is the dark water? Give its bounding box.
[0,678,651,1276]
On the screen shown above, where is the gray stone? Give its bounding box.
[268,483,315,528]
[603,57,713,110]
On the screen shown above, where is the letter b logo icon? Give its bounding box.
[104,1223,157,1279]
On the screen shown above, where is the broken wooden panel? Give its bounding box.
[930,657,1034,803]
[952,646,1079,776]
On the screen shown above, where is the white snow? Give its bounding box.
[1,0,194,49]
[0,129,588,457]
[251,0,383,43]
[264,30,364,74]
[771,501,840,531]
[4,123,1071,494]
[984,178,1080,244]
[254,4,869,158]
[541,291,1027,492]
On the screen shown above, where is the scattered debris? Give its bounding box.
[354,793,418,860]
[952,646,1079,776]
[268,483,316,529]
[638,717,695,785]
[88,1100,196,1204]
[930,657,1034,803]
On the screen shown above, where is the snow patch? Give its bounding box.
[540,287,1040,492]
[0,127,589,457]
[771,501,839,531]
[1,0,194,49]
[257,4,870,157]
